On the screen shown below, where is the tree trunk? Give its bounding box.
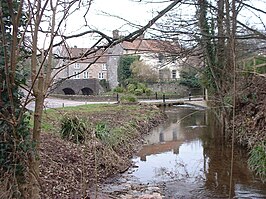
[29,76,45,199]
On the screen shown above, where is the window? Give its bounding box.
[74,71,80,79]
[172,70,177,79]
[83,71,89,79]
[98,72,104,79]
[74,63,80,69]
[102,63,107,71]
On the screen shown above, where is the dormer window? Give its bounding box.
[102,63,107,71]
[74,63,80,69]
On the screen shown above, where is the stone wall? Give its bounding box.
[147,82,188,96]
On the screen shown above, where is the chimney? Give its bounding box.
[112,29,119,39]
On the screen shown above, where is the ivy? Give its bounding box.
[0,0,34,195]
[117,55,140,87]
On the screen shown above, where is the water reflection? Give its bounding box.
[131,107,266,198]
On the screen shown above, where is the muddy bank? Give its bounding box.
[234,75,266,148]
[39,104,167,198]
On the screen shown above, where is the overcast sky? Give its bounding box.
[51,0,266,48]
[63,0,172,47]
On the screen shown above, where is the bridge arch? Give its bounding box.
[81,87,94,95]
[63,88,75,95]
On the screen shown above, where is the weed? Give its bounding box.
[95,122,110,142]
[248,142,266,182]
[60,116,87,143]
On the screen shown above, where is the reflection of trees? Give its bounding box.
[139,108,207,160]
[178,109,206,128]
[201,111,255,197]
[161,108,207,143]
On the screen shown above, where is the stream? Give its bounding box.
[99,106,266,198]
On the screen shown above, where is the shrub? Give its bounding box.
[120,94,137,103]
[145,88,152,96]
[179,67,201,88]
[137,82,146,92]
[134,88,143,96]
[127,83,136,93]
[60,116,87,143]
[113,86,124,93]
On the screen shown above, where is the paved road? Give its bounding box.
[26,98,117,110]
[26,97,206,111]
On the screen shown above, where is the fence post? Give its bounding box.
[155,92,158,100]
[163,94,165,104]
[116,93,119,102]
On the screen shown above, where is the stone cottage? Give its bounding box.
[53,31,183,95]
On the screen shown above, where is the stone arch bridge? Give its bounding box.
[52,79,101,95]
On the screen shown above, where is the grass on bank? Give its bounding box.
[41,104,140,131]
[40,103,164,153]
[248,142,266,182]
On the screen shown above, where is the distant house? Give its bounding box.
[54,46,108,81]
[107,32,182,88]
[53,31,184,95]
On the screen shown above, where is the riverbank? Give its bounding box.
[40,104,167,198]
[234,75,266,181]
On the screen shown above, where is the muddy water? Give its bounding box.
[100,106,266,198]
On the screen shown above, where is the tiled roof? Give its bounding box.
[63,38,180,63]
[65,47,108,63]
[121,39,180,53]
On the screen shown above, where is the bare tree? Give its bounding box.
[0,0,181,198]
[154,0,266,113]
[131,60,159,82]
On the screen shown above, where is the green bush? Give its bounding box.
[248,142,266,182]
[127,83,136,93]
[120,94,137,103]
[179,67,201,88]
[134,88,143,96]
[113,86,124,93]
[145,88,152,96]
[137,82,146,92]
[60,116,87,143]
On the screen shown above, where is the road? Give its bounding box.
[26,97,117,111]
[26,97,206,111]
